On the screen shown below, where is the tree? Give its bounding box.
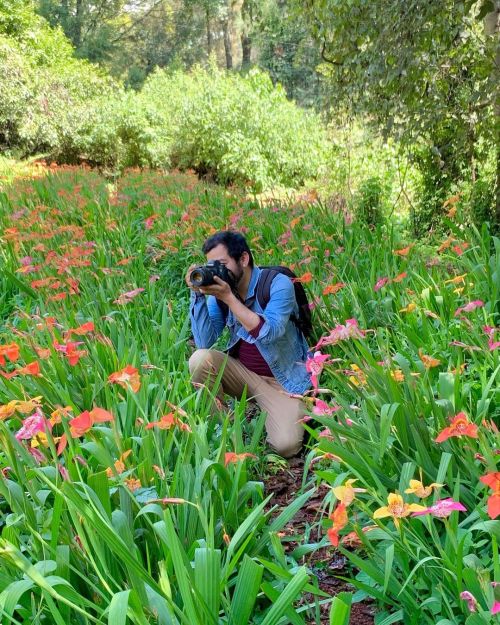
[297,0,499,226]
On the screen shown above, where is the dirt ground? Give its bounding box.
[264,457,375,625]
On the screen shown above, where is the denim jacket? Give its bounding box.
[189,266,311,394]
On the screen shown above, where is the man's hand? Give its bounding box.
[185,264,202,292]
[198,276,233,303]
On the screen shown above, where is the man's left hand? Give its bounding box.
[199,276,234,303]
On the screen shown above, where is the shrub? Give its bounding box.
[141,65,329,191]
[353,176,386,226]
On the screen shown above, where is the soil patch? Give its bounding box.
[264,457,375,625]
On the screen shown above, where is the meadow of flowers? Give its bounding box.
[0,163,498,625]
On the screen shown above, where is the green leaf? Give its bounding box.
[228,555,263,625]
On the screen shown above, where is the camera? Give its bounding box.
[190,260,236,289]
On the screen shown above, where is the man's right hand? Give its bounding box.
[185,263,202,293]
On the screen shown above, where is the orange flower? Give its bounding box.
[50,405,73,425]
[0,396,43,420]
[69,407,114,437]
[0,342,20,365]
[393,244,414,257]
[419,350,441,369]
[333,479,366,506]
[435,412,478,443]
[125,477,141,492]
[224,452,256,467]
[327,502,348,547]
[108,365,141,393]
[392,272,407,283]
[106,449,132,477]
[437,236,454,253]
[66,321,94,337]
[292,272,313,284]
[323,282,345,295]
[444,273,467,286]
[146,412,192,432]
[405,479,443,498]
[479,473,500,519]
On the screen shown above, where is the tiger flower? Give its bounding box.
[373,493,426,527]
[479,473,500,519]
[333,479,367,507]
[327,502,348,547]
[435,412,478,443]
[405,479,444,498]
[108,365,141,393]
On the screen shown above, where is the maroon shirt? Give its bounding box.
[235,317,274,377]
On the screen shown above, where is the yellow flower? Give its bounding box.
[348,364,367,387]
[333,479,367,506]
[404,479,443,498]
[453,287,465,295]
[373,493,426,527]
[399,302,417,313]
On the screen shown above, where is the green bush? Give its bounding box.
[353,175,386,226]
[141,65,329,191]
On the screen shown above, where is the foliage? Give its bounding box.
[297,0,499,228]
[141,65,329,190]
[0,163,498,623]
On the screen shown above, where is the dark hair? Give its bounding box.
[202,231,254,267]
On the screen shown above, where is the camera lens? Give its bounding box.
[190,268,205,287]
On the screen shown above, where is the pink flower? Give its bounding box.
[58,464,70,481]
[460,591,478,612]
[15,409,50,441]
[114,288,145,305]
[315,319,365,349]
[454,300,484,317]
[492,601,500,615]
[484,326,500,351]
[374,277,390,292]
[312,399,341,415]
[412,498,466,518]
[306,351,331,390]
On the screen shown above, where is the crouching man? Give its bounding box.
[186,230,311,458]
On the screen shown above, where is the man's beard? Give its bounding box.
[232,263,244,285]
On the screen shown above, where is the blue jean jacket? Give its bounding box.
[189,266,311,394]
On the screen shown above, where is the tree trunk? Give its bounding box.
[206,6,213,55]
[240,0,252,68]
[223,18,233,68]
[73,0,83,48]
[241,34,251,67]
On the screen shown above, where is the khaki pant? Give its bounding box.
[188,349,305,458]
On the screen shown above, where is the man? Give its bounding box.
[186,230,311,458]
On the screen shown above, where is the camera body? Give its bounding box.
[190,260,236,289]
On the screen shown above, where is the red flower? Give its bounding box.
[435,412,479,443]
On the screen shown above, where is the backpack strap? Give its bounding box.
[255,268,279,310]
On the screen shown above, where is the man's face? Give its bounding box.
[206,244,246,285]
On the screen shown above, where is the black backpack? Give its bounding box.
[217,265,313,339]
